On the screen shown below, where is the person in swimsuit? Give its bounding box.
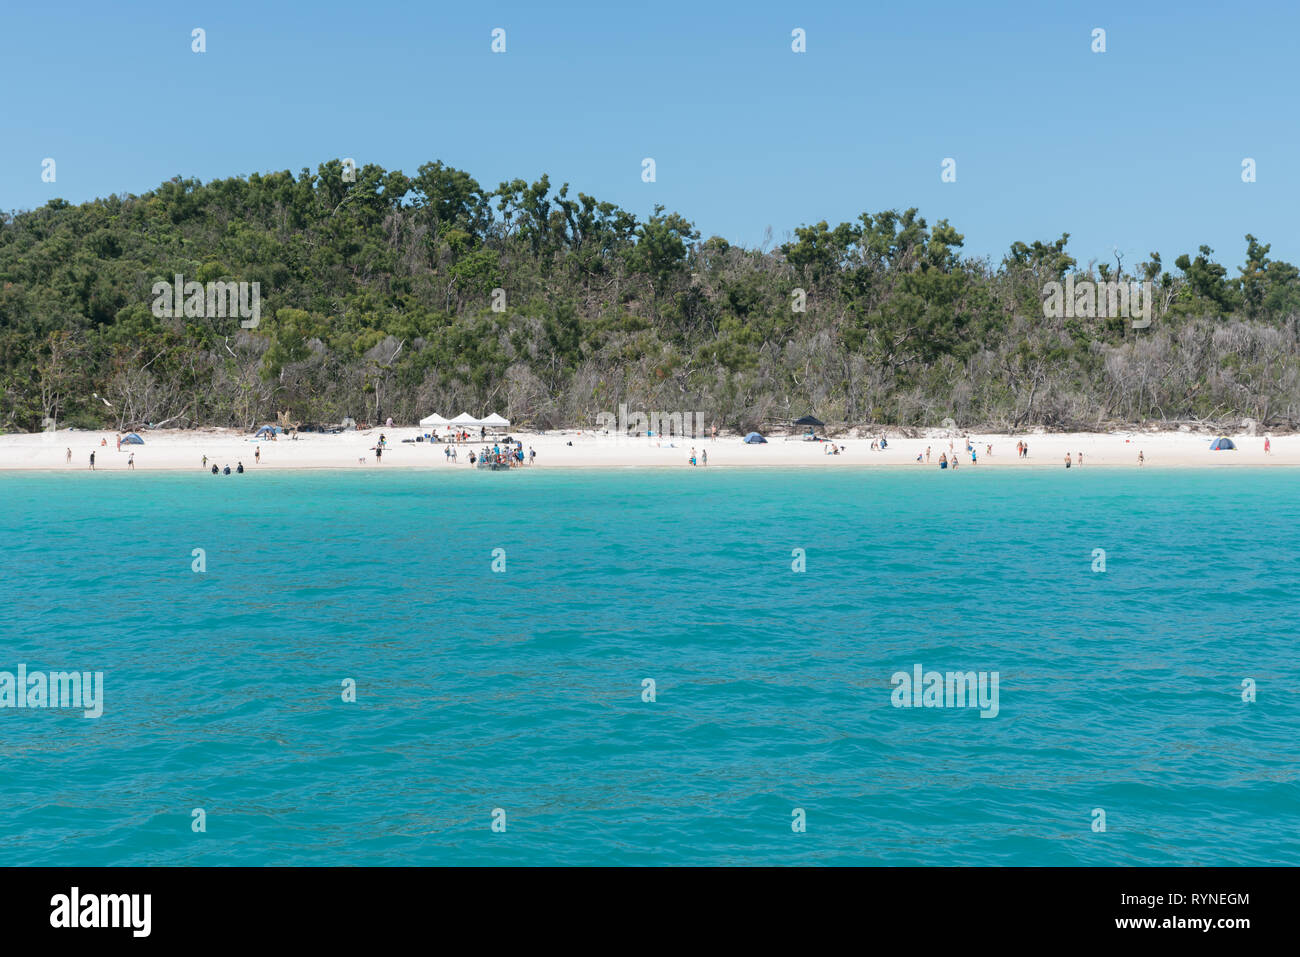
[1138,450,1144,466]
[939,452,948,469]
[375,444,382,463]
[255,447,260,464]
[65,448,72,464]
[128,453,135,470]
[89,451,95,470]
[1064,454,1071,469]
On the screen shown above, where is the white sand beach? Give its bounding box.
[0,427,1291,472]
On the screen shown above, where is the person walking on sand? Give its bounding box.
[375,444,382,464]
[529,446,535,465]
[255,446,260,464]
[702,449,708,466]
[1077,452,1083,467]
[128,453,135,470]
[1265,436,1271,454]
[65,448,72,464]
[89,451,95,470]
[202,454,208,468]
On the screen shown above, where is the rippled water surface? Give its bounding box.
[1,467,1296,864]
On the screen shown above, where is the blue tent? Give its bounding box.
[743,432,767,444]
[254,425,282,438]
[1210,437,1236,450]
[121,432,144,445]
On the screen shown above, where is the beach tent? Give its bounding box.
[1210,437,1237,450]
[419,413,449,428]
[450,413,481,427]
[121,432,144,445]
[793,415,825,428]
[253,425,281,438]
[481,413,510,428]
[743,432,767,444]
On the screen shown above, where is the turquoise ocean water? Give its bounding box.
[0,467,1296,866]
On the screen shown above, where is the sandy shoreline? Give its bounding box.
[0,427,1290,472]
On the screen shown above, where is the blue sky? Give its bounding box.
[3,0,1296,270]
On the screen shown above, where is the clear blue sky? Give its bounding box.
[3,0,1296,270]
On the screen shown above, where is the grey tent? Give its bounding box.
[743,432,767,444]
[121,432,144,445]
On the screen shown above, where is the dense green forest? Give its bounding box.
[3,158,1299,433]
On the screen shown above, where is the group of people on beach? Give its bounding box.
[201,454,245,474]
[689,447,708,466]
[472,442,533,467]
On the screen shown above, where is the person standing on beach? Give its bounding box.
[115,433,122,452]
[1138,450,1144,466]
[128,453,135,470]
[1077,452,1083,467]
[529,447,535,465]
[89,451,95,470]
[65,448,72,464]
[925,446,931,463]
[255,446,260,464]
[375,444,382,464]
[1064,454,1071,469]
[702,449,708,466]
[1265,436,1271,454]
[202,455,208,468]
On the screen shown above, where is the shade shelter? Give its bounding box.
[121,432,145,445]
[253,425,281,438]
[1210,437,1237,450]
[419,413,449,428]
[481,413,510,429]
[743,432,767,444]
[793,415,825,429]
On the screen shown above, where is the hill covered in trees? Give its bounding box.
[3,158,1299,434]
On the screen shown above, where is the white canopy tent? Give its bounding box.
[419,413,449,427]
[481,413,510,429]
[450,412,481,427]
